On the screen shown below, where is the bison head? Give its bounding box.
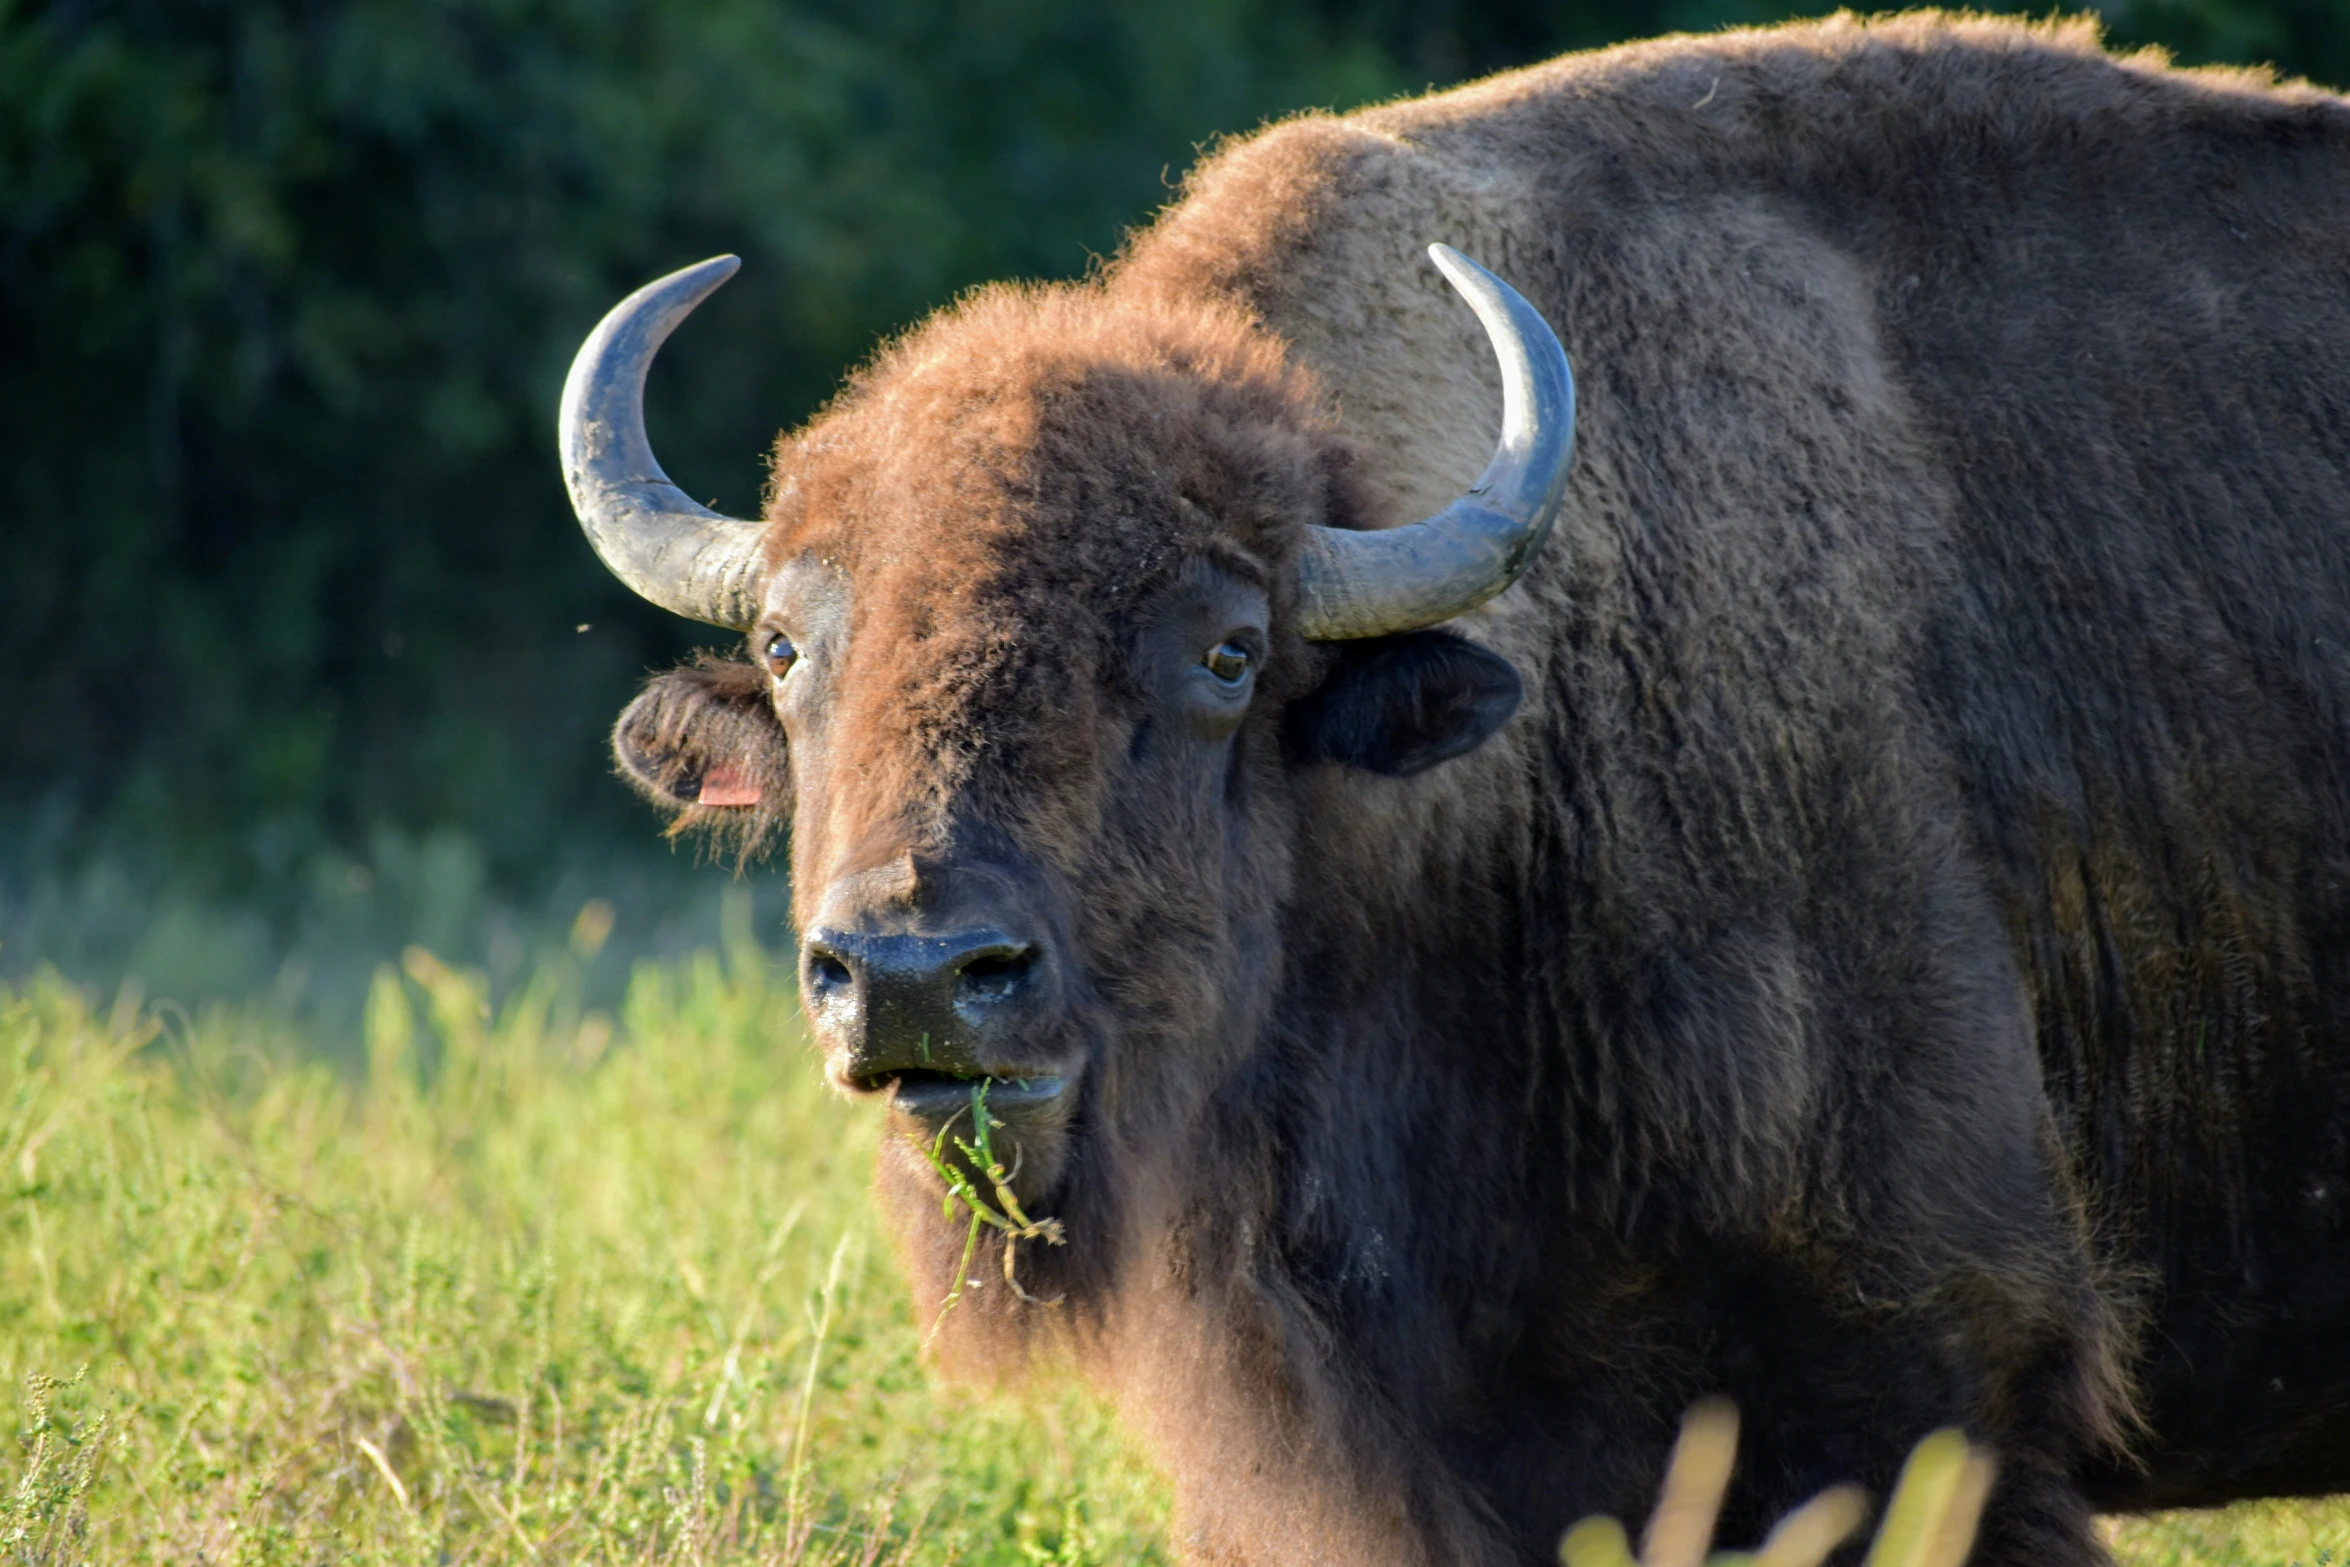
[560,250,1571,1330]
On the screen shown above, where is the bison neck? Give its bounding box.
[1098,712,2143,1562]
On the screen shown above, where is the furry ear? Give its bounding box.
[612,654,791,860]
[1285,629,1523,777]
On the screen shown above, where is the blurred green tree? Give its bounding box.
[0,0,1392,902]
[1,0,2340,929]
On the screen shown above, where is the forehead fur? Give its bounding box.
[757,283,1355,829]
[763,282,1345,607]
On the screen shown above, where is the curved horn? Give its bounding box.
[1295,244,1576,640]
[560,255,768,630]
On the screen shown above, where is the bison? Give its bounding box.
[557,13,2350,1564]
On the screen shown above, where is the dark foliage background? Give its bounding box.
[3,0,2342,1003]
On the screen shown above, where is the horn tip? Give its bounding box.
[661,255,743,302]
[676,254,742,293]
[1426,242,1496,296]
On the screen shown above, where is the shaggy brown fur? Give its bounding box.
[607,14,2350,1564]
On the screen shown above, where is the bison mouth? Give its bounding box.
[869,1070,1075,1206]
[876,1069,1068,1132]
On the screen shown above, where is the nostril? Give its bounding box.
[956,945,1034,1003]
[806,948,854,995]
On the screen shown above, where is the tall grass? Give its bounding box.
[0,901,1167,1563]
[2,908,2345,1564]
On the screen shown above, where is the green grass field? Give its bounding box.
[5,907,2347,1564]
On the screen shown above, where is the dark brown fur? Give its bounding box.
[608,14,2350,1563]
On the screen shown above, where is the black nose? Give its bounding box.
[800,926,1055,1084]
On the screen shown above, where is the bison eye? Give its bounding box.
[1203,640,1252,685]
[763,632,797,678]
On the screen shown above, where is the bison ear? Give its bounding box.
[1285,629,1523,777]
[612,655,791,858]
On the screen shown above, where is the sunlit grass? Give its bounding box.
[0,896,1166,1563]
[3,901,2346,1564]
[2110,1501,2350,1566]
